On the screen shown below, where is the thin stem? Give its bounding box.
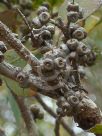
[55,117,61,136]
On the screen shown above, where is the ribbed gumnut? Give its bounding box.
[47,25,55,35]
[39,12,50,25]
[67,12,79,23]
[42,58,54,71]
[76,42,90,56]
[66,39,79,51]
[41,30,51,40]
[72,27,87,40]
[73,92,102,130]
[37,6,48,15]
[85,52,96,66]
[54,57,65,69]
[32,17,42,28]
[67,2,79,12]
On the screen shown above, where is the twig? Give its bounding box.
[17,8,31,31]
[55,117,61,136]
[0,61,21,81]
[16,8,39,48]
[6,83,39,136]
[35,94,76,136]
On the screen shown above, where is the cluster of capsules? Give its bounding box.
[55,1,96,117]
[31,1,96,117]
[30,2,55,52]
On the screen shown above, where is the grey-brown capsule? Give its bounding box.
[54,57,65,69]
[41,30,51,40]
[72,27,87,40]
[68,95,79,106]
[39,12,50,24]
[77,43,90,56]
[37,6,48,15]
[67,12,79,23]
[66,39,79,51]
[47,25,55,35]
[32,17,42,28]
[67,2,79,12]
[42,58,54,71]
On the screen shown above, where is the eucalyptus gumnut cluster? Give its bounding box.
[54,1,96,117]
[31,3,55,51]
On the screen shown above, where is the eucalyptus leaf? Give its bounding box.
[89,124,102,134]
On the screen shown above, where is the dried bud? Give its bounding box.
[77,43,90,56]
[0,41,7,53]
[68,52,77,61]
[0,51,4,63]
[86,52,96,66]
[39,12,50,24]
[57,107,63,115]
[16,72,29,88]
[30,105,44,120]
[60,44,70,55]
[42,58,54,71]
[68,95,79,106]
[67,2,79,12]
[41,30,51,40]
[66,39,79,51]
[47,25,55,35]
[37,6,48,15]
[72,27,87,40]
[70,24,80,33]
[62,102,70,110]
[67,12,79,23]
[55,57,65,69]
[32,17,42,28]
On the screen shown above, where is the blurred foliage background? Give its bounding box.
[0,0,102,136]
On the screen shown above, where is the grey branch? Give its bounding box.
[0,21,39,72]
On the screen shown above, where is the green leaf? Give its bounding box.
[89,124,102,134]
[5,49,26,67]
[4,49,32,96]
[6,88,22,126]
